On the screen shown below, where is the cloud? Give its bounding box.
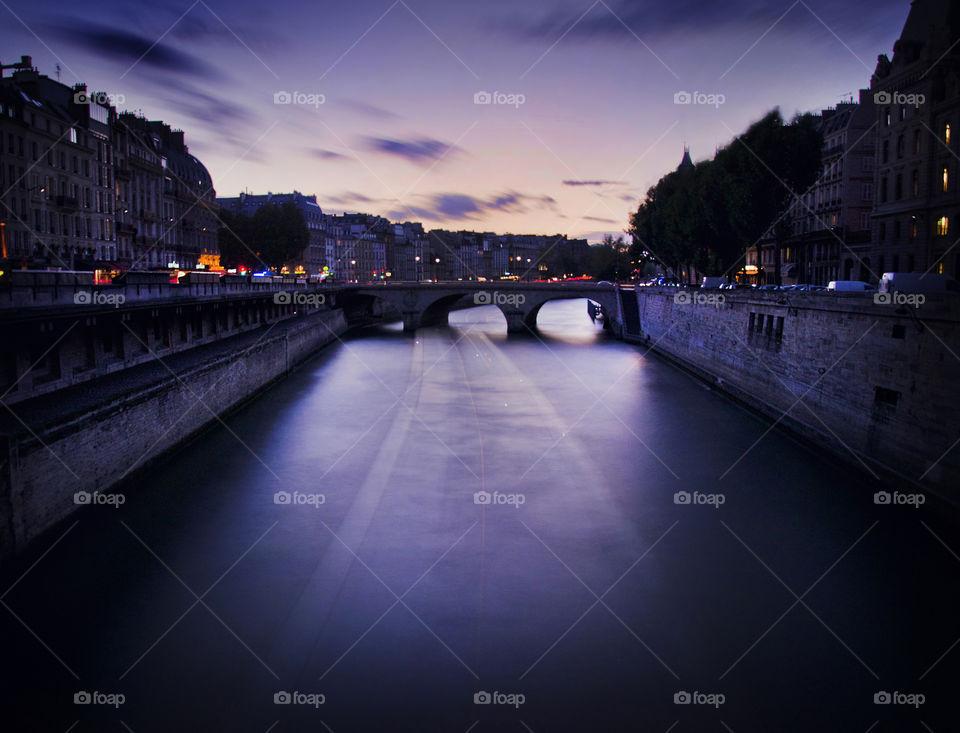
[501,0,907,43]
[582,215,619,224]
[324,191,381,206]
[310,149,351,161]
[364,136,461,164]
[47,21,221,79]
[339,99,401,120]
[388,190,558,223]
[562,179,620,186]
[151,78,253,128]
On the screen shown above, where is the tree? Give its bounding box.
[217,202,309,270]
[628,108,822,283]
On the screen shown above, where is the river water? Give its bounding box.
[3,299,959,731]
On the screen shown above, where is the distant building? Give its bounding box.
[793,91,876,285]
[217,191,324,273]
[869,0,960,279]
[752,92,876,286]
[320,212,391,281]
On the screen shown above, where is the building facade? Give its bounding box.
[117,115,218,271]
[869,0,960,279]
[0,64,117,269]
[750,93,876,286]
[0,57,216,272]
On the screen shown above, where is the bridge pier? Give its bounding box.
[401,312,421,332]
[502,310,530,334]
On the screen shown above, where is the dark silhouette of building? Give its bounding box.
[869,0,960,280]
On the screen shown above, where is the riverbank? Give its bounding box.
[624,287,960,504]
[0,308,348,562]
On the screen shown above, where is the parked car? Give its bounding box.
[879,272,960,294]
[827,280,876,292]
[757,284,780,291]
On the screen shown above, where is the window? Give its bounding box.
[875,387,900,406]
[862,183,873,201]
[880,222,886,241]
[881,177,888,202]
[895,174,903,199]
[910,216,918,239]
[897,135,904,158]
[912,169,920,197]
[894,220,901,239]
[69,127,77,144]
[885,108,891,127]
[946,122,952,145]
[914,130,921,154]
[937,216,949,236]
[882,139,889,163]
[944,167,949,192]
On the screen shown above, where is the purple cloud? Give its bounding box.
[364,137,460,164]
[562,180,621,186]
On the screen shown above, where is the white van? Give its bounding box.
[701,276,728,289]
[827,280,875,292]
[879,272,959,293]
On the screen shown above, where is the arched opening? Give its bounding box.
[335,292,402,327]
[420,293,475,328]
[532,298,610,342]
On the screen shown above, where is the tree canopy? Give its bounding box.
[629,109,822,281]
[217,202,309,270]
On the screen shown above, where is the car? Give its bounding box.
[879,272,960,294]
[757,284,780,291]
[827,280,876,291]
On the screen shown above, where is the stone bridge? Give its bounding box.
[332,282,627,335]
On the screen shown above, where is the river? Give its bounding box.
[3,299,958,731]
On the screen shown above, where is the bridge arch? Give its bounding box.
[342,283,623,336]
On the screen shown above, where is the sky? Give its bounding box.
[1,0,911,241]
